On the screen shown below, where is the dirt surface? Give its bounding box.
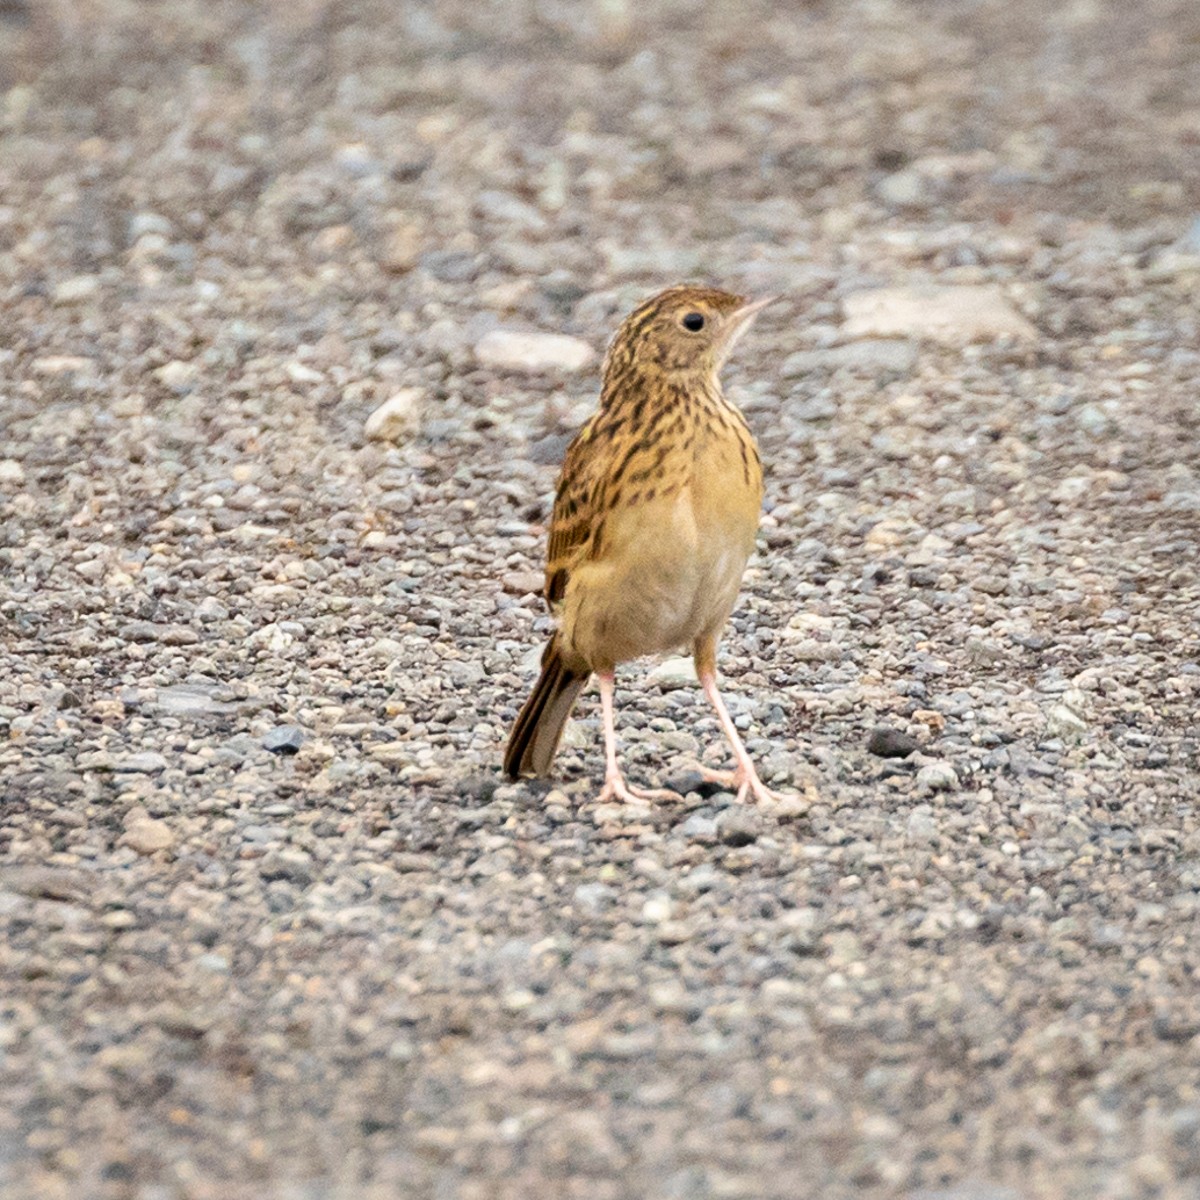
[2,2,1200,1197]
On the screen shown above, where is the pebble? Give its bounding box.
[842,285,1037,343]
[876,168,930,208]
[473,329,595,373]
[155,359,199,393]
[716,808,760,847]
[261,725,305,754]
[646,657,699,690]
[915,762,959,795]
[364,388,424,441]
[31,355,94,376]
[502,570,544,596]
[867,726,921,758]
[783,339,919,377]
[52,275,101,305]
[382,223,423,273]
[115,752,169,773]
[120,818,175,855]
[680,813,720,842]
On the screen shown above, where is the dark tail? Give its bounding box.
[504,634,589,779]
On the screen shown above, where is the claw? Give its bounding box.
[597,771,681,804]
[702,762,803,806]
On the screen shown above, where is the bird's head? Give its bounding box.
[603,284,776,384]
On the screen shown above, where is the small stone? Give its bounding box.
[364,388,423,441]
[129,211,173,239]
[765,791,813,820]
[915,762,959,795]
[656,921,693,945]
[474,329,595,373]
[842,285,1036,344]
[456,775,499,803]
[501,988,537,1013]
[53,274,101,305]
[311,224,354,257]
[160,624,200,646]
[906,808,939,843]
[646,657,699,691]
[443,660,486,686]
[285,360,324,385]
[420,250,478,282]
[262,725,305,755]
[121,818,175,855]
[867,726,920,758]
[0,459,25,485]
[382,223,423,273]
[641,895,673,923]
[369,742,411,766]
[259,850,315,885]
[679,813,718,840]
[31,355,94,376]
[648,981,697,1016]
[906,1185,1025,1200]
[115,752,168,773]
[716,808,759,847]
[502,571,544,596]
[876,168,928,207]
[661,769,706,796]
[77,751,115,771]
[573,883,616,913]
[155,359,199,393]
[1046,704,1088,738]
[0,866,90,902]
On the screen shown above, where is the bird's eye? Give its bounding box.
[681,312,705,332]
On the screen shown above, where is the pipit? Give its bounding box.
[504,284,798,805]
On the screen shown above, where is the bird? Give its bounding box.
[503,283,797,805]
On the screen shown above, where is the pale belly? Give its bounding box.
[562,484,759,670]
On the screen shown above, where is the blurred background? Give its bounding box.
[2,0,1198,353]
[2,2,1200,1199]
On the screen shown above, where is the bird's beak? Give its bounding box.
[717,294,778,366]
[734,294,779,324]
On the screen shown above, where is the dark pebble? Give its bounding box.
[716,808,760,847]
[867,725,921,758]
[457,774,500,803]
[262,725,305,755]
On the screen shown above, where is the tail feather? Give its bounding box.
[504,635,589,779]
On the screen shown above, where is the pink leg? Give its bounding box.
[595,671,681,804]
[698,669,811,806]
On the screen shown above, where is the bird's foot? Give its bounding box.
[699,764,817,809]
[597,770,682,805]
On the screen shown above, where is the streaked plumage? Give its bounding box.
[504,284,798,805]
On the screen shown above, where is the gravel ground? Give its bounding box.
[2,2,1200,1197]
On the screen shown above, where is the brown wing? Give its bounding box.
[543,417,602,609]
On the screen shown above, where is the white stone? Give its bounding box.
[155,360,198,393]
[646,656,699,691]
[52,275,101,305]
[1047,703,1088,738]
[121,818,175,855]
[842,285,1037,344]
[247,622,295,653]
[876,168,928,207]
[31,355,94,376]
[285,361,324,385]
[641,895,673,923]
[364,388,423,441]
[0,459,25,484]
[474,329,595,373]
[915,762,959,795]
